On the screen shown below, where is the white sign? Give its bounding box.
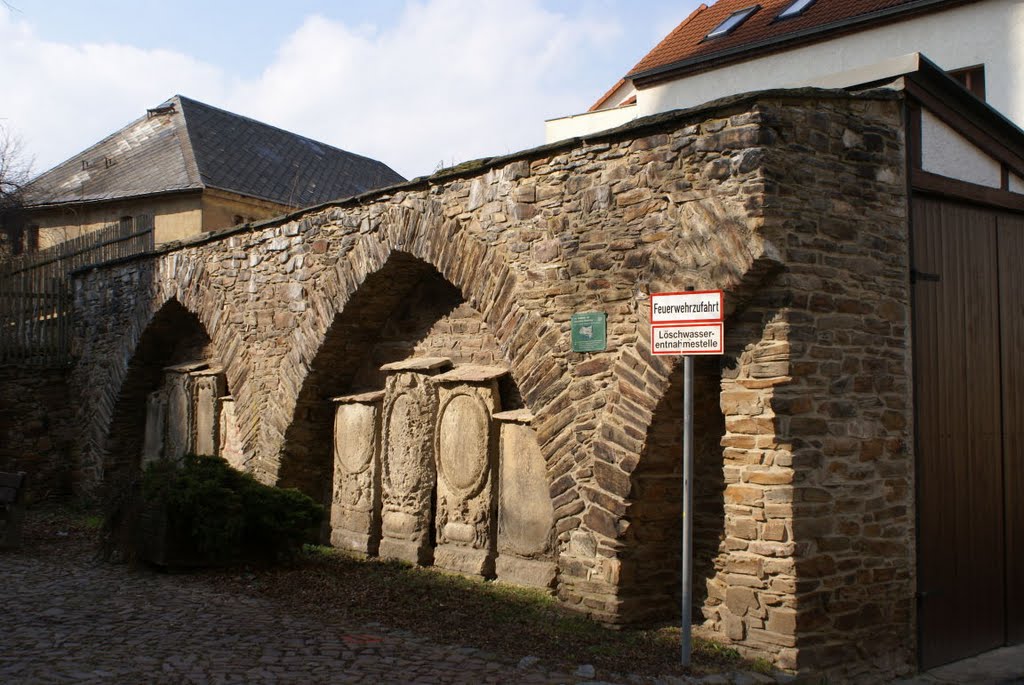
[650,290,723,324]
[651,323,724,356]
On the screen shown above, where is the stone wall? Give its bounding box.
[67,89,914,680]
[0,365,75,500]
[758,99,914,678]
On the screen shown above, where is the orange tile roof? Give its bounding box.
[626,0,977,82]
[589,78,629,112]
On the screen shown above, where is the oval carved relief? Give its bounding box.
[334,404,376,474]
[437,394,489,495]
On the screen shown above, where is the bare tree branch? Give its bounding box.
[0,122,34,209]
[0,122,35,257]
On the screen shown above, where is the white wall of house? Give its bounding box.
[547,0,1024,142]
[921,109,1004,187]
[1012,173,1024,194]
[545,104,639,143]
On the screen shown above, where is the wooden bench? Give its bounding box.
[0,471,27,549]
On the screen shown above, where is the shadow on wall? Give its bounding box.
[619,356,727,625]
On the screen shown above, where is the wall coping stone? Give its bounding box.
[493,409,534,424]
[330,390,386,404]
[432,365,510,384]
[163,360,209,373]
[379,357,453,373]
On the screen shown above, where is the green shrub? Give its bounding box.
[112,454,323,567]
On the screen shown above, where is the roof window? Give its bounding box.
[777,0,816,20]
[705,5,760,39]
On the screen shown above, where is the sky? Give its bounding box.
[0,0,705,181]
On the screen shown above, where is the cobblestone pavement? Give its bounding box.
[1,543,583,684]
[1,536,784,685]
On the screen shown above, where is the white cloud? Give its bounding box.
[1,1,621,180]
[0,9,229,174]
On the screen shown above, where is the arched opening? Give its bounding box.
[103,298,223,482]
[618,357,726,624]
[279,251,524,538]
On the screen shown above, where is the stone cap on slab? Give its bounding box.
[432,364,510,384]
[190,365,225,377]
[330,390,386,404]
[379,357,453,373]
[163,360,209,373]
[493,409,534,424]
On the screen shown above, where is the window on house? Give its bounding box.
[948,65,986,101]
[120,215,134,232]
[705,5,760,39]
[777,0,816,20]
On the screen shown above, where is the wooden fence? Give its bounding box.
[0,216,154,366]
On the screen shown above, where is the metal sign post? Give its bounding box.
[682,346,694,667]
[649,288,724,668]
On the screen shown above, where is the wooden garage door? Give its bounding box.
[912,196,1024,668]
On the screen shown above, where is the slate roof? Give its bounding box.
[593,0,978,107]
[25,95,405,208]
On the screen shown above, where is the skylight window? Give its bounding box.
[706,5,760,39]
[777,0,816,20]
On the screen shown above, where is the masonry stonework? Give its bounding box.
[0,366,75,500]
[67,89,913,681]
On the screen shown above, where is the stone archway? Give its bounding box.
[278,248,558,585]
[617,357,726,625]
[277,251,519,498]
[276,248,520,505]
[101,298,217,481]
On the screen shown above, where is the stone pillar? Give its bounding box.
[494,409,557,589]
[431,365,507,578]
[329,390,384,556]
[378,357,452,565]
[217,396,245,470]
[191,368,225,457]
[141,389,167,467]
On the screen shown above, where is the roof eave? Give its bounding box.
[22,186,204,212]
[629,0,977,88]
[900,54,1024,171]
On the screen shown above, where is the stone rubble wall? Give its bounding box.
[68,89,913,680]
[0,365,75,500]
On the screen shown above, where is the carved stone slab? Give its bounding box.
[191,370,225,457]
[330,393,383,556]
[495,416,557,589]
[432,368,506,578]
[150,363,229,466]
[217,396,245,470]
[142,389,167,467]
[378,359,451,565]
[163,369,193,461]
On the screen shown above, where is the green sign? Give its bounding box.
[571,312,607,352]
